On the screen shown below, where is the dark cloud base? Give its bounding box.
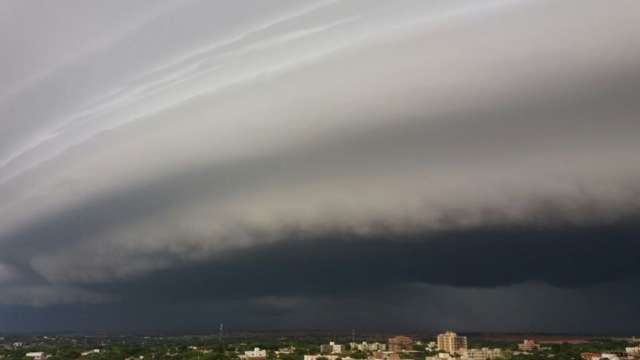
[90,214,640,303]
[4,196,640,333]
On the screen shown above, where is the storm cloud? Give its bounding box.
[1,0,640,332]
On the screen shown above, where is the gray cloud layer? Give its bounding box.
[1,0,639,331]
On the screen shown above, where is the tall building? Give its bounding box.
[389,336,413,352]
[437,331,468,354]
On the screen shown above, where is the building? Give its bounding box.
[518,340,540,352]
[375,351,401,360]
[351,342,387,352]
[245,348,268,360]
[276,347,296,357]
[426,352,455,360]
[599,354,621,360]
[321,342,343,354]
[389,336,413,352]
[305,356,355,360]
[581,353,602,360]
[580,353,623,360]
[626,347,640,356]
[305,355,328,360]
[26,353,47,360]
[437,332,468,354]
[460,348,503,360]
[81,349,101,356]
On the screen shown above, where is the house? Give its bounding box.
[26,353,47,360]
[245,347,268,360]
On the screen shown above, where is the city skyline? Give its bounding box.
[1,0,640,333]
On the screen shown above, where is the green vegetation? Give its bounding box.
[0,335,635,360]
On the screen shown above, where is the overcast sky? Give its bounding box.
[1,0,640,334]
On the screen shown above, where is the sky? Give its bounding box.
[0,0,640,334]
